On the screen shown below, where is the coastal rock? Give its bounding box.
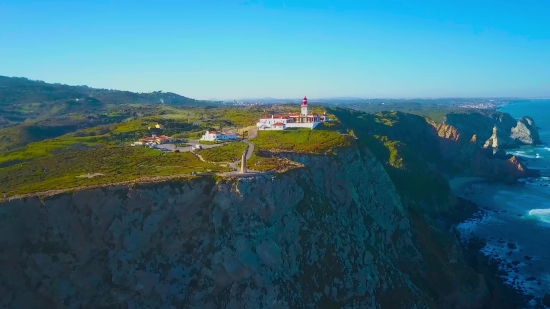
[444,112,541,149]
[0,147,492,309]
[483,126,515,149]
[511,116,541,145]
[432,122,537,180]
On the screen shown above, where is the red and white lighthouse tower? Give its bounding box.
[301,96,309,117]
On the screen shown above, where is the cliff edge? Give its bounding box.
[0,146,492,309]
[444,112,541,149]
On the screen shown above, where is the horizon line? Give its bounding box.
[2,75,549,102]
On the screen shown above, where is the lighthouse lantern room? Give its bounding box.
[301,96,309,117]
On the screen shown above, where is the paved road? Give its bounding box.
[141,139,266,176]
[227,141,255,171]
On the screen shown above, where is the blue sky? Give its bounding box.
[1,0,549,99]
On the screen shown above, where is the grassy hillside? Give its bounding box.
[252,128,350,154]
[0,146,223,196]
[328,108,452,210]
[0,76,219,129]
[342,101,485,123]
[197,142,248,162]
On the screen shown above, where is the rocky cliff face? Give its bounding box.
[0,147,491,309]
[330,109,537,193]
[431,122,537,181]
[444,112,541,149]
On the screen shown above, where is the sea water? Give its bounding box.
[457,100,550,306]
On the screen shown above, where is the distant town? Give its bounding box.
[218,97,515,110]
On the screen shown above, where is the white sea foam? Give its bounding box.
[476,241,550,302]
[509,150,538,159]
[528,208,550,224]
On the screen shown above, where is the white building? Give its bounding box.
[256,96,329,130]
[200,130,239,141]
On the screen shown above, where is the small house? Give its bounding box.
[200,130,238,141]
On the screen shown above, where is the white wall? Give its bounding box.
[258,118,288,125]
[257,124,286,130]
[200,132,217,141]
[286,122,320,129]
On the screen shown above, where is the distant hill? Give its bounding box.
[0,76,218,127]
[0,76,199,106]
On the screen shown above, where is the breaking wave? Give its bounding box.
[528,208,550,224]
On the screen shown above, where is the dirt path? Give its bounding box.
[1,140,267,203]
[226,141,254,171]
[76,173,105,179]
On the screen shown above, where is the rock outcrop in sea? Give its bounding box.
[0,109,540,309]
[444,112,541,149]
[1,145,494,309]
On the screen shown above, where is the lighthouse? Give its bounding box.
[301,96,309,117]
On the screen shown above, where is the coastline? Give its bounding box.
[454,176,550,308]
[449,176,487,196]
[445,176,533,307]
[453,196,531,309]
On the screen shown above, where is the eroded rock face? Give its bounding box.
[444,112,540,149]
[0,149,488,309]
[511,116,541,145]
[431,122,537,180]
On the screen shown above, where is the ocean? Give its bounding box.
[457,100,550,307]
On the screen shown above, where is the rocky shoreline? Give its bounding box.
[453,188,550,309]
[451,198,530,308]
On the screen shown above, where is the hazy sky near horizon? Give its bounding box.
[1,0,549,100]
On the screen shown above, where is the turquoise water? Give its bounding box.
[457,100,550,306]
[501,100,550,225]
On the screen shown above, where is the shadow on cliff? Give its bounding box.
[328,107,535,308]
[328,108,538,213]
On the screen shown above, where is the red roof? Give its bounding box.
[158,135,169,138]
[208,131,217,134]
[273,122,285,126]
[261,115,269,119]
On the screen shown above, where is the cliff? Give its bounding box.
[444,112,541,149]
[431,122,537,181]
[0,146,493,309]
[330,109,538,190]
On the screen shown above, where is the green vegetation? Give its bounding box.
[197,142,248,162]
[0,146,223,196]
[374,135,404,168]
[328,108,452,209]
[220,109,265,127]
[248,150,283,172]
[198,140,222,145]
[0,76,356,195]
[338,101,489,124]
[252,129,350,154]
[0,136,105,168]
